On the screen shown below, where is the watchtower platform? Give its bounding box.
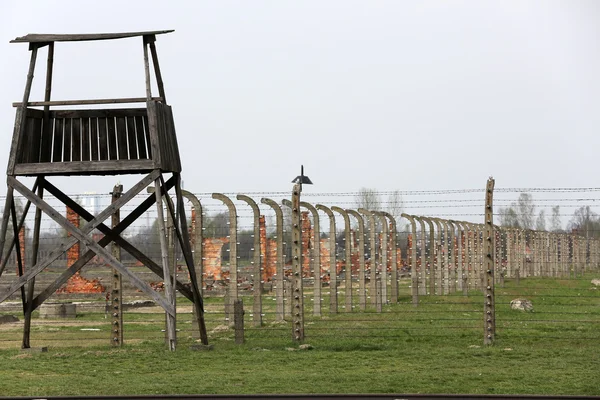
[0,31,207,350]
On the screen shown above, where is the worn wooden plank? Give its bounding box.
[52,118,63,162]
[19,117,34,163]
[1,171,161,304]
[107,117,117,160]
[13,97,163,107]
[126,116,138,160]
[71,118,81,162]
[8,47,38,175]
[50,108,147,118]
[166,106,182,172]
[11,30,174,43]
[146,102,160,167]
[115,116,128,160]
[39,116,53,163]
[134,116,147,159]
[148,40,167,103]
[62,118,72,162]
[97,117,108,160]
[30,116,43,163]
[89,118,98,161]
[14,159,155,176]
[81,118,90,161]
[143,115,152,159]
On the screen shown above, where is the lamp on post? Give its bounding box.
[291,165,312,341]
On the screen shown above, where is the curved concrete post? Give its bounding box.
[332,207,353,312]
[413,216,428,296]
[446,220,457,293]
[380,211,398,304]
[401,213,419,306]
[430,218,444,295]
[373,211,389,304]
[300,201,322,316]
[348,210,367,310]
[316,204,338,313]
[261,198,285,321]
[281,199,295,316]
[181,190,203,293]
[212,193,238,321]
[452,220,465,293]
[420,217,436,295]
[432,218,449,294]
[359,208,378,307]
[237,195,262,327]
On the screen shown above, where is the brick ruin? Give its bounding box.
[56,207,105,294]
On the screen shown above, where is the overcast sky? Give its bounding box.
[0,1,598,197]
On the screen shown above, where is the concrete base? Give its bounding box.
[39,303,77,319]
[21,347,48,353]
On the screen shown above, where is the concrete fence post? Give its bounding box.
[431,218,444,295]
[359,209,378,308]
[421,217,436,296]
[236,195,263,327]
[381,212,398,304]
[348,210,367,310]
[261,198,285,321]
[402,214,419,306]
[373,211,389,304]
[415,216,428,296]
[212,193,238,323]
[317,204,338,314]
[447,220,457,294]
[332,207,353,312]
[300,201,322,317]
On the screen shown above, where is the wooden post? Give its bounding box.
[261,198,285,321]
[291,183,304,341]
[234,299,244,345]
[23,181,43,349]
[111,184,124,346]
[483,177,496,345]
[154,177,176,351]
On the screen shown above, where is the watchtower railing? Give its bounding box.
[9,100,181,176]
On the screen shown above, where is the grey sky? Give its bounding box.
[0,1,598,197]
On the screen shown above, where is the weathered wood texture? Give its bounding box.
[11,30,174,43]
[11,103,181,176]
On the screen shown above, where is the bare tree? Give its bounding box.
[568,206,600,238]
[517,193,535,230]
[386,190,404,221]
[499,207,520,228]
[550,205,562,232]
[354,187,380,211]
[535,210,546,231]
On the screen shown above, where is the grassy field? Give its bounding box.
[0,274,598,396]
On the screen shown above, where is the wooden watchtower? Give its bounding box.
[0,31,207,350]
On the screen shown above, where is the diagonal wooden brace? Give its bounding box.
[10,175,175,315]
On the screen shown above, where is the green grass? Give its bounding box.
[0,274,598,396]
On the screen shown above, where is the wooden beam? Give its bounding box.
[0,180,37,278]
[13,97,163,107]
[14,159,155,176]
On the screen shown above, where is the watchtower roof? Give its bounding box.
[10,30,174,44]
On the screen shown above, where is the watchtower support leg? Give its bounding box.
[154,177,177,351]
[23,182,44,349]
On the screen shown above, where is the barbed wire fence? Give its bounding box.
[0,182,599,348]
